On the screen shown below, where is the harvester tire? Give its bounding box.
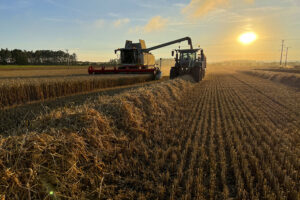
[170,67,178,79]
[154,70,162,80]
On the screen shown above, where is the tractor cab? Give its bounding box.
[170,48,206,82]
[176,49,198,67]
[173,49,205,66]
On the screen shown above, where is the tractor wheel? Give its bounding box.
[193,67,202,82]
[170,67,178,79]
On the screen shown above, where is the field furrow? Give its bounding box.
[170,80,209,199]
[221,73,299,198]
[231,74,300,128]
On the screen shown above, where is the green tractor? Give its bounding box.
[170,48,206,82]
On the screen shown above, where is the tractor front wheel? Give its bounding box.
[170,67,178,79]
[193,67,202,82]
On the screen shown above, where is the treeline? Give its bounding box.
[0,48,77,65]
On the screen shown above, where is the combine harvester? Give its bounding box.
[88,37,206,82]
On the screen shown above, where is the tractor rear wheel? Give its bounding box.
[170,67,178,79]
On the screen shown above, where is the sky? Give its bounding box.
[0,0,300,62]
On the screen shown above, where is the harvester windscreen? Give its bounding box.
[121,50,138,64]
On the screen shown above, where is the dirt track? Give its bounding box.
[0,69,299,199]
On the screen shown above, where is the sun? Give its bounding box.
[239,32,257,45]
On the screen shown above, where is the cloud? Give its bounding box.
[244,0,255,3]
[113,18,130,28]
[129,16,168,34]
[94,19,105,28]
[69,48,80,53]
[143,16,168,33]
[128,26,142,34]
[182,0,255,19]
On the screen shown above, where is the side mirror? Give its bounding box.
[114,50,117,54]
[172,51,174,57]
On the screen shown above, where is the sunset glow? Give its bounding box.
[239,32,257,45]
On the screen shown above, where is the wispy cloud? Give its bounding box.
[182,0,255,19]
[144,16,168,32]
[137,2,160,9]
[113,18,130,28]
[108,12,120,18]
[129,16,168,34]
[242,6,285,13]
[244,0,255,3]
[204,8,247,23]
[94,19,105,28]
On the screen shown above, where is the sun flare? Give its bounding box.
[239,32,257,45]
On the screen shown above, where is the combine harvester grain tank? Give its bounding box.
[88,37,206,82]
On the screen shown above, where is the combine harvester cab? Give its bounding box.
[170,48,207,82]
[88,37,197,80]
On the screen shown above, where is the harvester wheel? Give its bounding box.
[154,70,162,80]
[170,67,178,79]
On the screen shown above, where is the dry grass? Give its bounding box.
[0,70,299,199]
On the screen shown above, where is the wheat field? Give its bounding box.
[242,69,300,89]
[0,66,299,199]
[0,72,153,108]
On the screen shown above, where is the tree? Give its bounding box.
[0,48,77,65]
[12,49,28,65]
